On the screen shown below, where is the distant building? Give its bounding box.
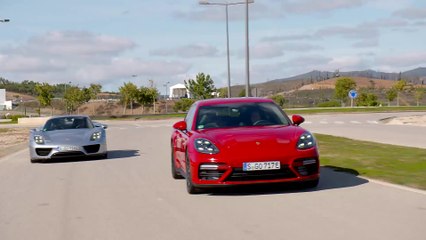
[0,89,12,110]
[169,84,191,99]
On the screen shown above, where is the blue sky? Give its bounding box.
[0,0,425,93]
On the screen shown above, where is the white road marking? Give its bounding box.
[350,121,361,124]
[367,120,379,124]
[334,121,345,124]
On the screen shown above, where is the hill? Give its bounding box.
[298,77,395,91]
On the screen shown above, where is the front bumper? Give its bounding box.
[29,142,107,160]
[188,149,320,187]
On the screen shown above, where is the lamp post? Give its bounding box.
[244,0,251,97]
[0,19,10,23]
[199,0,254,98]
[163,81,170,113]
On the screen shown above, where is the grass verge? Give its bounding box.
[316,134,426,190]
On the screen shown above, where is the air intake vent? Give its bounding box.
[83,144,100,153]
[36,148,52,156]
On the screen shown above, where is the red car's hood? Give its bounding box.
[198,125,307,164]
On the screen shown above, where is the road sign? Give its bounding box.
[348,90,358,99]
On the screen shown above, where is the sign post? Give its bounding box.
[348,90,358,107]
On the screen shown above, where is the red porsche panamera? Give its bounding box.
[171,98,319,194]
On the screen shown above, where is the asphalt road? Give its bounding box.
[0,116,425,240]
[303,111,426,149]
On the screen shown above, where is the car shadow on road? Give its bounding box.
[39,149,140,164]
[207,166,369,196]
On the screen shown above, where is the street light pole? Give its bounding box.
[199,0,254,98]
[245,0,251,97]
[0,19,10,23]
[225,4,231,98]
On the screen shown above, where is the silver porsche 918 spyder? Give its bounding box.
[29,115,108,163]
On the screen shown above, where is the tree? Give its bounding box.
[414,87,425,106]
[173,98,195,112]
[35,83,54,116]
[356,92,379,106]
[88,84,102,99]
[119,82,139,115]
[64,86,85,113]
[238,89,245,97]
[386,88,397,106]
[393,79,407,106]
[218,88,227,98]
[137,87,159,114]
[270,95,286,108]
[184,73,216,99]
[334,77,356,106]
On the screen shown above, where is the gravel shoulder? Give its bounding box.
[0,128,30,159]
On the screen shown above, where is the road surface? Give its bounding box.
[303,111,426,149]
[0,116,425,240]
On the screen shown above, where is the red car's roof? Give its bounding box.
[195,97,273,107]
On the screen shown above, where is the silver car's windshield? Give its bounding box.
[196,102,291,130]
[43,117,94,131]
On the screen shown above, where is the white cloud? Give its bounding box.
[261,34,316,42]
[12,31,136,57]
[377,52,426,68]
[0,31,191,91]
[315,25,378,40]
[282,0,367,14]
[393,7,426,20]
[250,43,285,59]
[150,44,219,58]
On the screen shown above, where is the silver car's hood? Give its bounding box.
[42,129,98,145]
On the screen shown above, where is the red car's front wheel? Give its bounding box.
[185,154,202,194]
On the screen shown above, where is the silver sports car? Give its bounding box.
[29,115,108,163]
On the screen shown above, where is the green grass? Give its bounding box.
[316,134,426,190]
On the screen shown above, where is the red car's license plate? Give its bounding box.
[243,161,280,171]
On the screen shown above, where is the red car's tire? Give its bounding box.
[171,148,184,179]
[185,155,202,194]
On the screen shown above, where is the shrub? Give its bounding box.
[173,98,196,112]
[317,101,341,107]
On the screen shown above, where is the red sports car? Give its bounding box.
[171,98,319,194]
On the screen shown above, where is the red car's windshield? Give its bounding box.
[195,102,291,130]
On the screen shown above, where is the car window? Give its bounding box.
[185,104,197,131]
[43,117,94,131]
[195,102,291,130]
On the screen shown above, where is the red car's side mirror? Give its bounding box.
[292,115,305,126]
[173,121,187,131]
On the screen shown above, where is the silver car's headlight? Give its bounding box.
[297,132,315,149]
[90,132,102,141]
[34,135,44,144]
[195,138,219,154]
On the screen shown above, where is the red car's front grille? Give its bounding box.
[199,170,227,180]
[226,165,297,181]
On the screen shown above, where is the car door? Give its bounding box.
[174,104,197,172]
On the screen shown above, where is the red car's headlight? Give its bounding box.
[297,132,315,149]
[194,138,219,154]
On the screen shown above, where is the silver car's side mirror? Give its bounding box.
[94,122,108,129]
